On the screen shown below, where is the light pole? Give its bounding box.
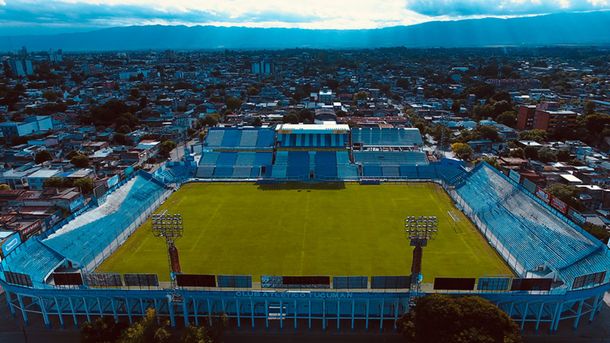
[152,211,183,287]
[405,215,438,293]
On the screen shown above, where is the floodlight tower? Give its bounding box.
[405,215,438,293]
[152,211,184,283]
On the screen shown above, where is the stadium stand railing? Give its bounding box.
[448,163,610,287]
[41,171,172,273]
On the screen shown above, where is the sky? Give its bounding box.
[0,0,609,35]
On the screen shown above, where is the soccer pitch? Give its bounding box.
[98,182,512,282]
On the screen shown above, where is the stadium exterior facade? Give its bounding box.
[1,124,609,332]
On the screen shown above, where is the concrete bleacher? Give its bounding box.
[204,128,275,149]
[455,163,608,286]
[314,151,338,179]
[2,239,65,284]
[354,151,428,166]
[42,174,168,269]
[352,128,423,147]
[286,151,310,179]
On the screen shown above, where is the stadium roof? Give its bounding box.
[276,122,350,134]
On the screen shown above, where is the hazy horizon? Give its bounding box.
[1,0,610,35]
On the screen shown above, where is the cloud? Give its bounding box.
[405,0,610,17]
[0,0,430,32]
[0,0,609,34]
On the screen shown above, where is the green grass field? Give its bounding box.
[98,182,512,282]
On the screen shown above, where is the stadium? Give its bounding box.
[1,122,609,332]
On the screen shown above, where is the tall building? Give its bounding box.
[49,49,63,63]
[517,105,537,130]
[319,88,333,105]
[517,102,577,132]
[6,58,34,77]
[251,60,274,75]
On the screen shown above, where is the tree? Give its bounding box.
[584,100,596,115]
[181,325,211,343]
[509,147,524,159]
[477,125,500,142]
[451,143,473,161]
[398,294,522,343]
[119,308,172,343]
[74,178,94,194]
[396,78,410,89]
[81,317,128,343]
[480,156,500,169]
[71,154,90,168]
[523,146,539,160]
[200,114,219,127]
[225,96,242,112]
[354,91,368,101]
[496,111,517,127]
[583,223,610,244]
[44,177,65,188]
[519,129,547,142]
[557,149,571,162]
[113,133,132,146]
[282,113,299,124]
[546,183,582,210]
[35,150,53,164]
[537,148,558,163]
[159,140,177,159]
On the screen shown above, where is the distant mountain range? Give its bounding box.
[1,11,610,52]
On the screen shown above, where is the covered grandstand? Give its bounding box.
[452,163,610,288]
[1,171,171,286]
[196,127,275,179]
[351,127,423,148]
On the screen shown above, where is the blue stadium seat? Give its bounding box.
[455,163,603,285]
[234,152,257,166]
[363,165,383,177]
[382,166,400,178]
[286,151,309,179]
[196,166,215,178]
[314,152,338,179]
[214,166,234,178]
[216,152,237,166]
[199,152,220,166]
[42,174,167,269]
[239,130,259,147]
[4,239,65,284]
[204,130,225,147]
[220,130,241,148]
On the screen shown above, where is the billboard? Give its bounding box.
[1,233,22,258]
[550,197,568,214]
[433,277,476,291]
[4,271,33,287]
[176,274,216,288]
[535,187,551,204]
[106,174,119,188]
[370,276,410,289]
[333,276,368,289]
[217,275,252,288]
[84,273,123,287]
[52,272,84,286]
[124,274,159,287]
[510,278,553,291]
[572,271,606,289]
[522,178,537,194]
[568,208,586,224]
[508,169,521,183]
[477,277,511,291]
